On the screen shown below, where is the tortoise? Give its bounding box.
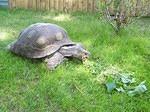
[8,23,90,70]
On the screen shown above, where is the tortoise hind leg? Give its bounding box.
[44,52,65,70]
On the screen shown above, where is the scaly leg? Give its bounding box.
[45,52,65,70]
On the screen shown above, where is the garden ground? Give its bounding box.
[0,9,150,112]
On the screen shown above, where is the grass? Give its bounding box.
[0,8,150,112]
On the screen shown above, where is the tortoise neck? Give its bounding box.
[59,45,77,57]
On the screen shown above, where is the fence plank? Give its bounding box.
[36,0,40,10]
[12,0,16,8]
[50,0,54,11]
[59,0,63,11]
[68,0,72,11]
[32,0,36,10]
[41,0,46,10]
[28,0,32,9]
[55,0,59,11]
[45,0,49,10]
[87,0,92,12]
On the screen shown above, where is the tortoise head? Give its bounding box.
[59,43,90,60]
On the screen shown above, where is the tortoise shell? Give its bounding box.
[9,23,73,58]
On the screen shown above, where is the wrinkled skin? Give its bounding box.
[59,43,90,60]
[45,43,90,70]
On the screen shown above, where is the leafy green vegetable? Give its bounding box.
[128,81,147,96]
[116,87,125,93]
[120,73,136,84]
[106,81,116,93]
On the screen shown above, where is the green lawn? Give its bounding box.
[0,8,150,112]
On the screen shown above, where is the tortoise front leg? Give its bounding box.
[45,52,65,70]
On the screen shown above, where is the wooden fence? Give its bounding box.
[9,0,97,12]
[8,0,150,16]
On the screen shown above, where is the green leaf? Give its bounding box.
[106,81,117,93]
[127,81,147,96]
[120,73,136,84]
[116,87,125,93]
